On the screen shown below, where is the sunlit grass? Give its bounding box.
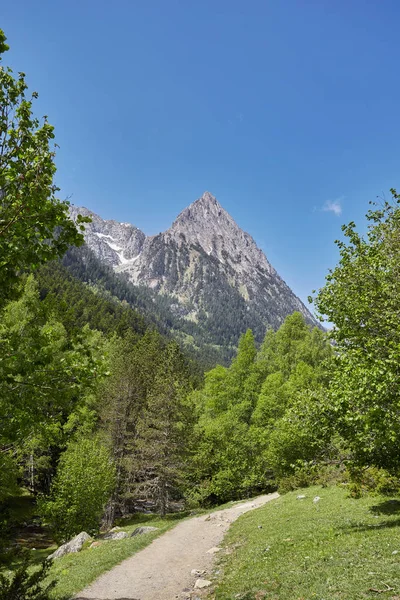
[213,485,400,599]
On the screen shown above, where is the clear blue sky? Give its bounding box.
[2,1,399,307]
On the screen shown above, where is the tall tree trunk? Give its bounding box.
[159,477,167,517]
[29,453,34,494]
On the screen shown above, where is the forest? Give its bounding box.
[1,27,400,599]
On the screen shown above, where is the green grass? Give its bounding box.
[212,485,400,599]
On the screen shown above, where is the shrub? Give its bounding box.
[347,466,400,498]
[40,436,116,541]
[0,556,55,600]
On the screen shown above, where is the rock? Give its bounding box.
[103,531,128,540]
[297,495,306,500]
[47,532,91,560]
[206,546,222,554]
[191,569,206,576]
[194,579,212,589]
[130,526,159,537]
[90,541,102,549]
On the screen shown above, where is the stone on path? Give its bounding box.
[206,546,221,554]
[191,569,206,576]
[48,531,91,560]
[194,578,212,589]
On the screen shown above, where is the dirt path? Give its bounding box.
[75,492,278,600]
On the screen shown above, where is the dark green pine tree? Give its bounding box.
[99,329,164,525]
[135,341,193,516]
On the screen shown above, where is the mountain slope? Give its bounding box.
[69,192,319,348]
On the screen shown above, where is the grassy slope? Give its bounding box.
[212,485,400,600]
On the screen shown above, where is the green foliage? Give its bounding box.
[0,276,105,447]
[312,189,400,472]
[37,260,147,338]
[0,452,20,503]
[0,30,89,305]
[0,555,55,600]
[346,466,400,498]
[191,314,332,503]
[40,436,116,541]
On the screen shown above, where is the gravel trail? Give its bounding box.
[75,492,278,600]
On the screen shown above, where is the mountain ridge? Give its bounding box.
[68,192,320,341]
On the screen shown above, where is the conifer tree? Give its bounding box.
[135,341,193,516]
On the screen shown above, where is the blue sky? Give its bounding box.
[2,1,400,307]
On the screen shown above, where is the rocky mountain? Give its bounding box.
[69,192,319,347]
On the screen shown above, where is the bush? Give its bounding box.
[347,466,400,498]
[0,556,55,600]
[40,436,116,541]
[277,462,347,494]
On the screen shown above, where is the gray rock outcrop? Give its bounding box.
[47,531,91,560]
[130,526,159,537]
[102,531,128,540]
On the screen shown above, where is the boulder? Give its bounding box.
[103,531,128,540]
[130,526,159,537]
[47,532,91,560]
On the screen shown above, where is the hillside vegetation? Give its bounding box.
[213,485,400,599]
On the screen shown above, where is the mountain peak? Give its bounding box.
[172,191,227,228]
[69,192,320,339]
[197,190,218,205]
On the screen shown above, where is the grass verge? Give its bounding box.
[212,485,400,600]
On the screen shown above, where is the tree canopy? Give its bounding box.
[312,189,400,471]
[0,29,89,305]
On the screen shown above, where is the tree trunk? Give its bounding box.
[159,477,167,517]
